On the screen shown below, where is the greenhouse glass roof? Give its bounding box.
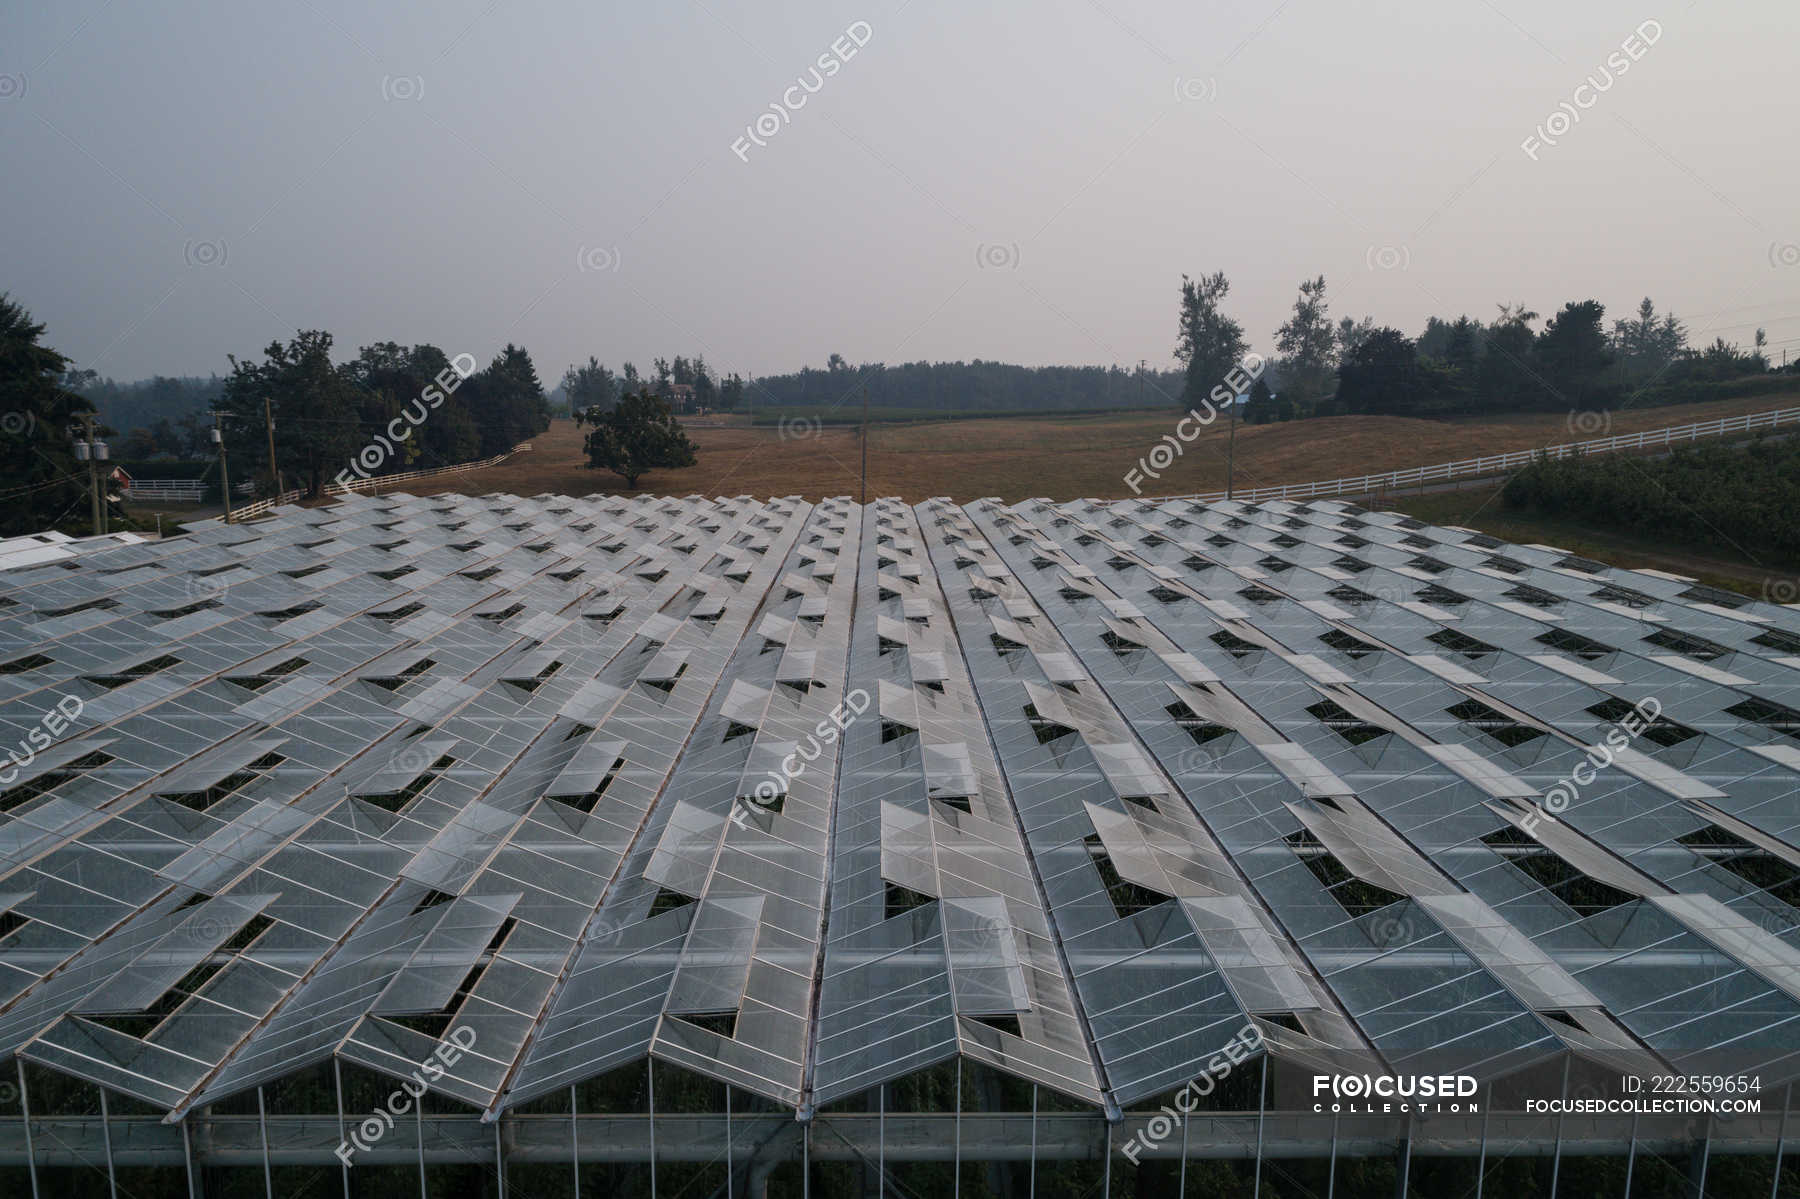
[1,490,1798,1122]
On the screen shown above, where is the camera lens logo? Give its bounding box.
[577,246,621,274]
[184,239,227,268]
[1365,245,1409,272]
[381,75,424,102]
[778,415,822,441]
[1173,76,1217,102]
[1566,410,1612,436]
[975,243,1020,271]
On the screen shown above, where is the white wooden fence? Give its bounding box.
[221,445,530,522]
[119,479,259,502]
[1133,404,1800,504]
[119,479,208,502]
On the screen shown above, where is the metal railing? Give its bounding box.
[1131,403,1800,504]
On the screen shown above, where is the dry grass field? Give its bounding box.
[407,391,1800,505]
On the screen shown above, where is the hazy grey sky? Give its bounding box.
[4,0,1796,383]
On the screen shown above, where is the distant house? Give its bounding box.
[668,383,695,413]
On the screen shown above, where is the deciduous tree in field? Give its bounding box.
[1175,272,1247,409]
[1274,275,1336,409]
[1335,315,1376,360]
[575,390,697,488]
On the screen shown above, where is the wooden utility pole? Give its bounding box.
[859,383,869,506]
[215,412,234,524]
[79,414,103,534]
[263,397,282,497]
[1226,390,1238,500]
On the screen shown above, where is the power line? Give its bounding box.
[0,472,86,501]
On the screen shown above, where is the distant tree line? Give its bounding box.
[1502,437,1800,558]
[558,354,744,415]
[609,279,1789,423]
[67,281,1792,458]
[557,351,1184,418]
[739,358,1186,414]
[1174,274,1791,425]
[1334,298,1781,419]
